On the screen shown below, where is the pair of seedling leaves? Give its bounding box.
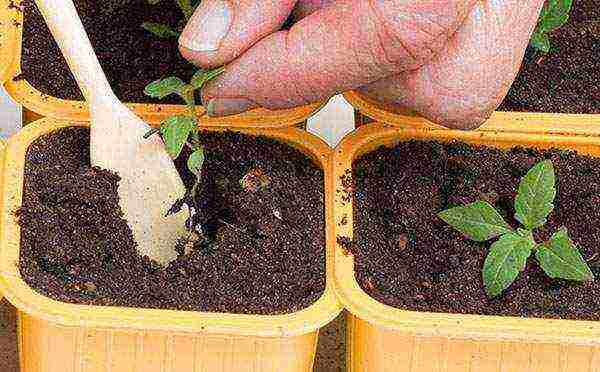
[530,0,572,53]
[439,160,594,298]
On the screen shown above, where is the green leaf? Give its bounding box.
[438,201,512,242]
[176,0,195,20]
[530,31,551,53]
[141,22,179,39]
[537,0,573,34]
[514,160,556,230]
[536,228,594,281]
[160,116,195,158]
[191,66,226,90]
[529,0,573,53]
[187,148,205,175]
[483,233,535,298]
[144,77,186,99]
[146,0,162,4]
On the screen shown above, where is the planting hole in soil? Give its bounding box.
[17,127,326,314]
[499,0,600,113]
[344,139,600,320]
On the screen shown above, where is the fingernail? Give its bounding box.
[180,0,232,52]
[206,98,256,117]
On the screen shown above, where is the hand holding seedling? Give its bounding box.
[176,0,546,129]
[439,160,594,298]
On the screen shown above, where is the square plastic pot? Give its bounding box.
[333,121,600,372]
[343,90,600,136]
[0,1,324,128]
[0,117,341,372]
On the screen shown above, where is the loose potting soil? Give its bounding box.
[18,127,326,315]
[20,0,194,103]
[346,140,600,320]
[499,0,599,113]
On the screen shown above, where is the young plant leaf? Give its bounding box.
[187,148,205,175]
[438,201,512,242]
[176,0,195,20]
[536,228,594,281]
[141,22,179,39]
[514,160,556,230]
[160,116,195,159]
[144,77,186,99]
[530,32,551,54]
[530,0,573,53]
[146,0,162,4]
[537,0,573,34]
[483,232,535,297]
[191,66,226,90]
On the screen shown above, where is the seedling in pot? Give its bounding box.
[529,0,573,53]
[439,160,594,298]
[142,0,200,39]
[144,66,225,230]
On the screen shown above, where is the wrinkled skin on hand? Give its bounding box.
[179,0,545,129]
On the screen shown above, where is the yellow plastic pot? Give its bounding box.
[344,90,600,136]
[0,117,341,372]
[334,122,600,372]
[0,1,323,128]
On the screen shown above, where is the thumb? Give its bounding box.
[179,0,298,69]
[202,0,478,117]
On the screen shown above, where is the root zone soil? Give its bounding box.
[17,127,326,315]
[346,140,600,321]
[499,0,600,113]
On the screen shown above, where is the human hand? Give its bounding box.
[179,0,545,129]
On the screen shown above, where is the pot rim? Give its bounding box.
[0,117,342,337]
[343,90,600,136]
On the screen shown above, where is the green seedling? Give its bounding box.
[439,160,594,298]
[142,0,200,39]
[529,0,573,53]
[144,67,225,213]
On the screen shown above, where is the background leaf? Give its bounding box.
[141,22,179,39]
[537,0,573,33]
[529,0,573,53]
[191,66,226,90]
[160,116,195,158]
[144,77,186,99]
[536,228,594,281]
[514,160,556,230]
[187,148,205,175]
[438,201,512,242]
[483,233,535,297]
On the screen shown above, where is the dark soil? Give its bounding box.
[18,127,326,314]
[499,0,600,113]
[348,140,600,320]
[0,299,18,372]
[20,0,195,103]
[314,313,346,372]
